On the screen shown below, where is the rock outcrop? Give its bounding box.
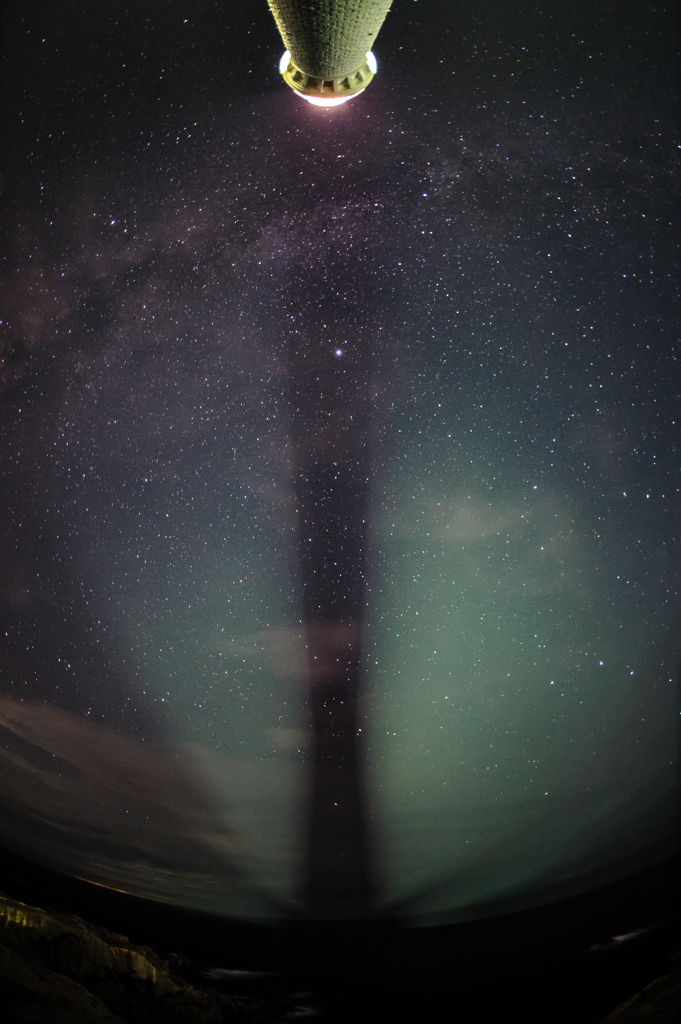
[598,949,681,1024]
[0,892,276,1023]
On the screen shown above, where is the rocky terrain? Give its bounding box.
[1,889,679,1023]
[598,948,681,1024]
[0,893,279,1023]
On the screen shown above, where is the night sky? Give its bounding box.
[0,0,678,926]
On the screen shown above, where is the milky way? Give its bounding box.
[0,1,678,923]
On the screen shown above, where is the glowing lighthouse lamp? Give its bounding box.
[278,49,378,106]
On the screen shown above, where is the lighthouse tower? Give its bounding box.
[267,0,393,105]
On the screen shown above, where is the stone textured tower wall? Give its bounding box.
[267,0,393,80]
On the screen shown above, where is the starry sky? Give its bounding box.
[0,0,678,925]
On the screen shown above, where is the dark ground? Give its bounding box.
[0,844,678,1022]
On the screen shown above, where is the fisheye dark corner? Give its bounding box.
[0,0,679,1021]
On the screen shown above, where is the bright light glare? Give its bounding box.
[278,50,291,74]
[366,51,378,74]
[301,90,365,107]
